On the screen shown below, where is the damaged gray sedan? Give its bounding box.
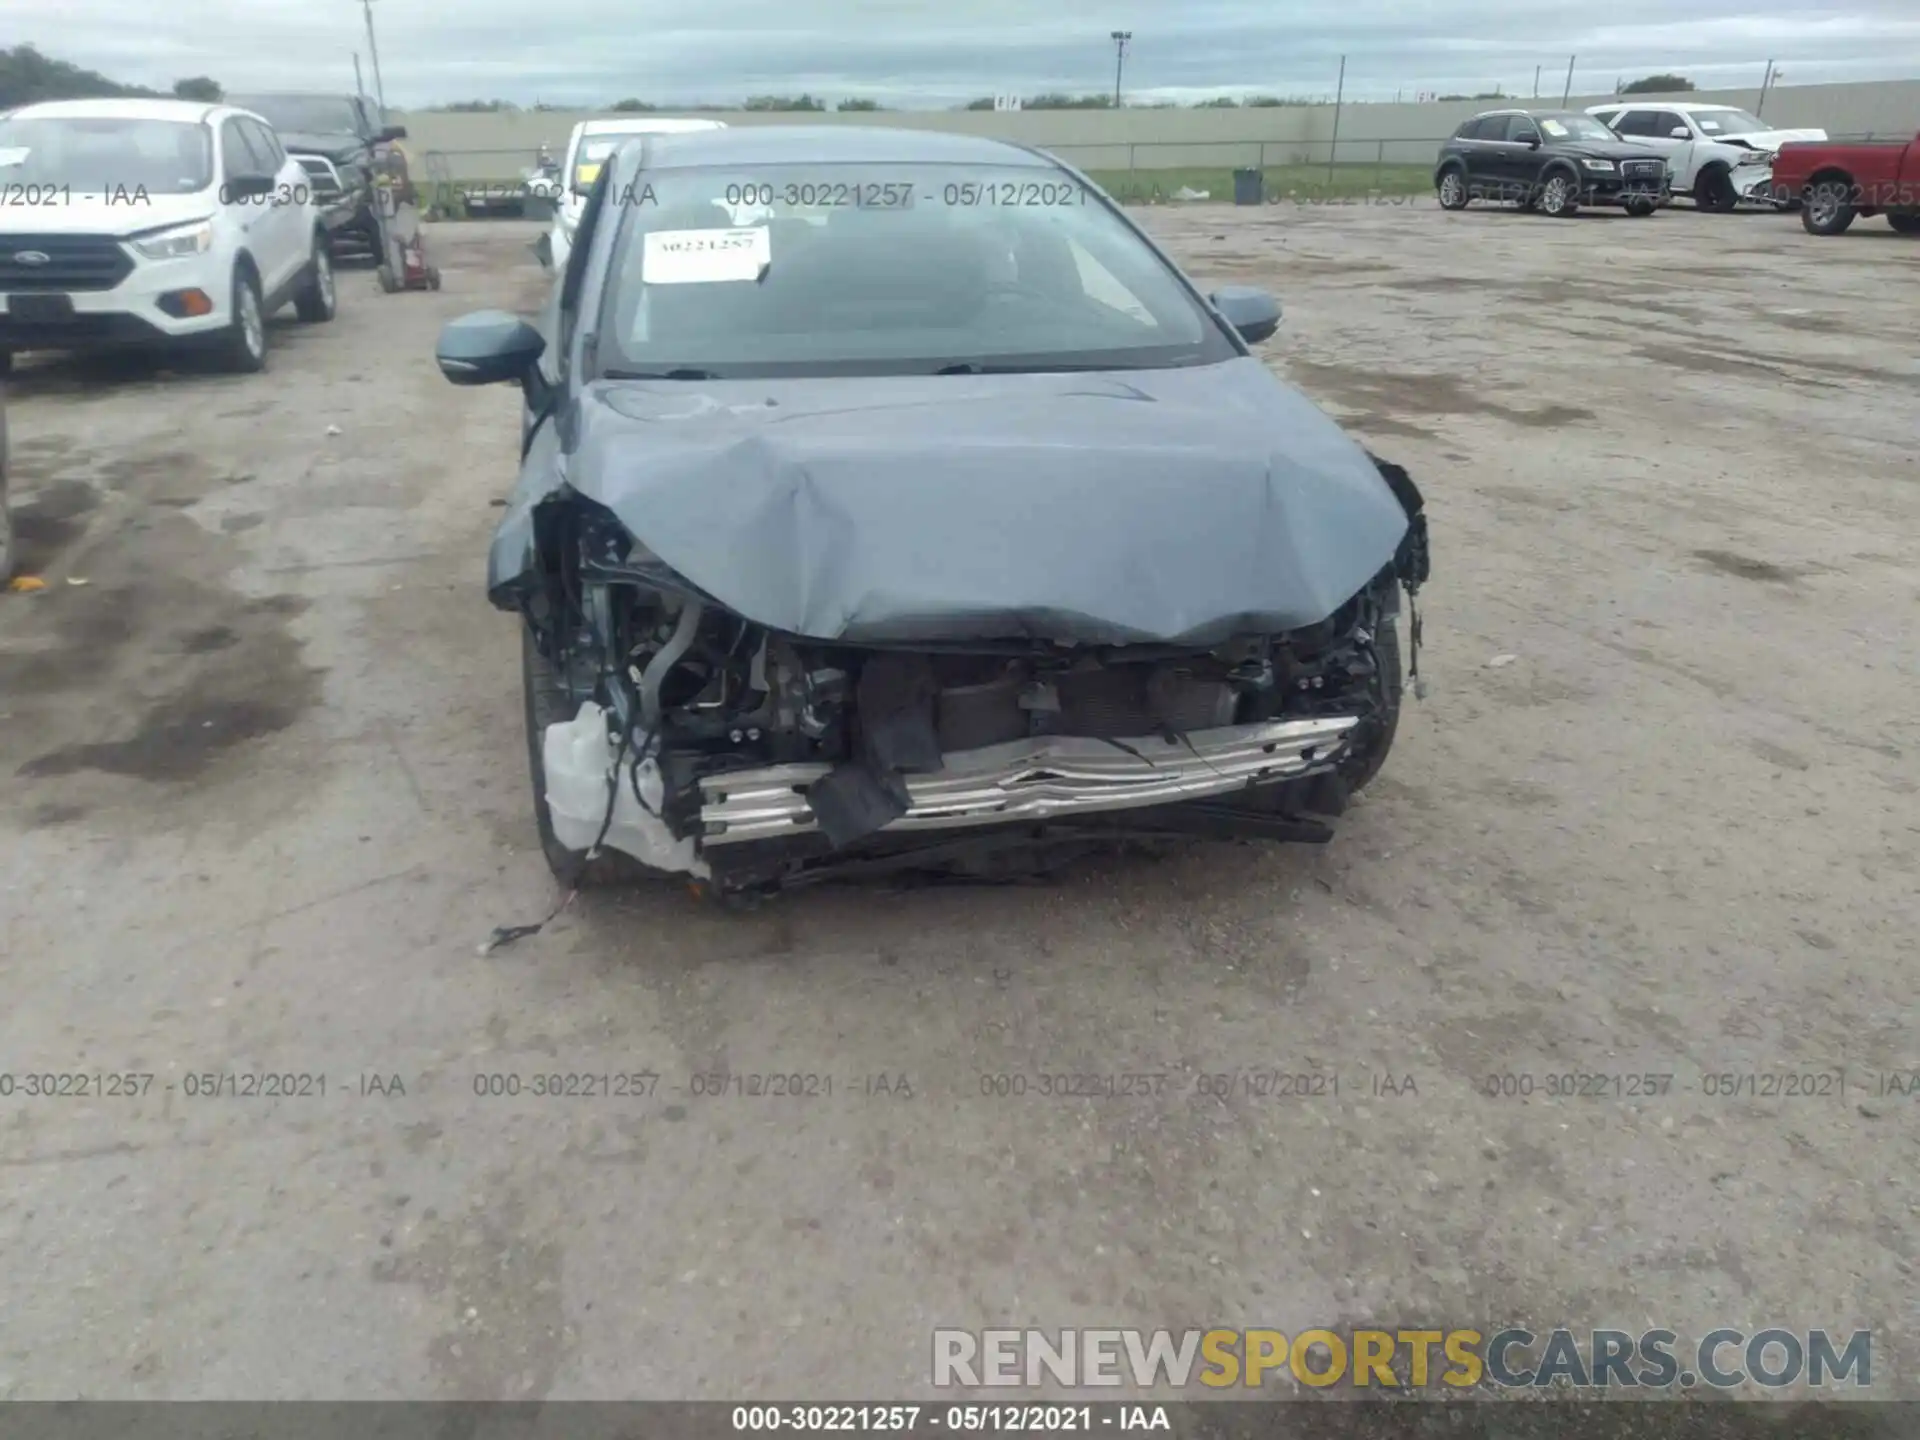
[437,126,1431,899]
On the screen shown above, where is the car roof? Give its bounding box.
[1587,101,1740,113]
[577,117,728,137]
[621,124,1054,170]
[1466,108,1594,121]
[5,97,222,124]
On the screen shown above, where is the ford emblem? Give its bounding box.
[12,250,51,266]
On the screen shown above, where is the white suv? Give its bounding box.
[0,98,336,374]
[1585,102,1827,211]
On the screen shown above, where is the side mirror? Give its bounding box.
[225,172,275,199]
[1669,126,1690,139]
[1522,135,1542,149]
[378,125,409,143]
[1211,286,1282,346]
[436,310,546,386]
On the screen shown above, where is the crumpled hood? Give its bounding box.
[490,358,1412,646]
[1720,127,1827,154]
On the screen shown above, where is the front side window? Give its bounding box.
[0,116,214,194]
[598,162,1234,379]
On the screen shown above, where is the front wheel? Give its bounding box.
[1802,181,1856,235]
[294,233,337,322]
[1436,168,1469,210]
[1695,165,1738,213]
[1340,599,1404,793]
[1888,211,1920,235]
[215,266,267,374]
[1538,171,1580,218]
[376,265,400,294]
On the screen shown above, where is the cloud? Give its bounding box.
[23,0,1920,106]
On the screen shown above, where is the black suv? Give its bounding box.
[1434,109,1670,217]
[228,93,407,258]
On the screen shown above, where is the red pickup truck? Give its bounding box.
[1771,130,1920,235]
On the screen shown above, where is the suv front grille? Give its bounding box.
[1621,160,1664,182]
[0,234,135,292]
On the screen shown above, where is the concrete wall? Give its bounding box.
[397,79,1920,180]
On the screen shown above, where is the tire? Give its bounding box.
[1888,212,1920,235]
[1624,197,1657,217]
[521,626,636,888]
[1802,180,1856,236]
[215,265,267,374]
[0,485,13,585]
[293,232,337,322]
[1436,167,1469,210]
[376,265,400,294]
[1537,169,1580,218]
[0,349,12,377]
[1694,165,1738,213]
[1341,599,1404,793]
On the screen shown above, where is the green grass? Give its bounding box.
[419,162,1435,220]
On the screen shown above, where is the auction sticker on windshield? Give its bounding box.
[1541,120,1569,136]
[642,226,772,285]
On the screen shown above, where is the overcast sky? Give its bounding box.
[14,0,1920,107]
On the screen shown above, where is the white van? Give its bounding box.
[546,117,727,272]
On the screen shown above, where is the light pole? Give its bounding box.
[1110,31,1132,109]
[360,0,388,115]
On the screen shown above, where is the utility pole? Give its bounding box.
[1110,31,1132,108]
[353,52,366,104]
[1326,54,1345,185]
[1756,58,1777,116]
[1560,54,1576,105]
[360,0,388,115]
[1533,65,1540,99]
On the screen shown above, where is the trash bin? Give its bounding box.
[1233,168,1264,205]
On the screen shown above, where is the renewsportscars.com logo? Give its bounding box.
[932,1328,1873,1391]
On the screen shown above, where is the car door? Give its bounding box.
[1454,117,1502,196]
[217,118,273,282]
[1496,114,1547,198]
[1616,109,1693,187]
[241,118,310,291]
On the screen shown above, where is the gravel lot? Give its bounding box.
[1,203,1914,1402]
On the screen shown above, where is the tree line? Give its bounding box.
[0,44,222,108]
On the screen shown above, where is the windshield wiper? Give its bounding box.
[600,367,721,381]
[934,362,1144,376]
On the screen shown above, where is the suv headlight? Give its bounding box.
[131,219,215,260]
[1580,158,1616,172]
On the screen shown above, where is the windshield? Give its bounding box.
[1690,109,1770,136]
[1538,115,1617,142]
[230,96,363,135]
[0,116,214,194]
[598,162,1234,379]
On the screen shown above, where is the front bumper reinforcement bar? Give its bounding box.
[697,715,1360,846]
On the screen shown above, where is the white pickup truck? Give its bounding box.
[1585,102,1826,211]
[544,117,727,272]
